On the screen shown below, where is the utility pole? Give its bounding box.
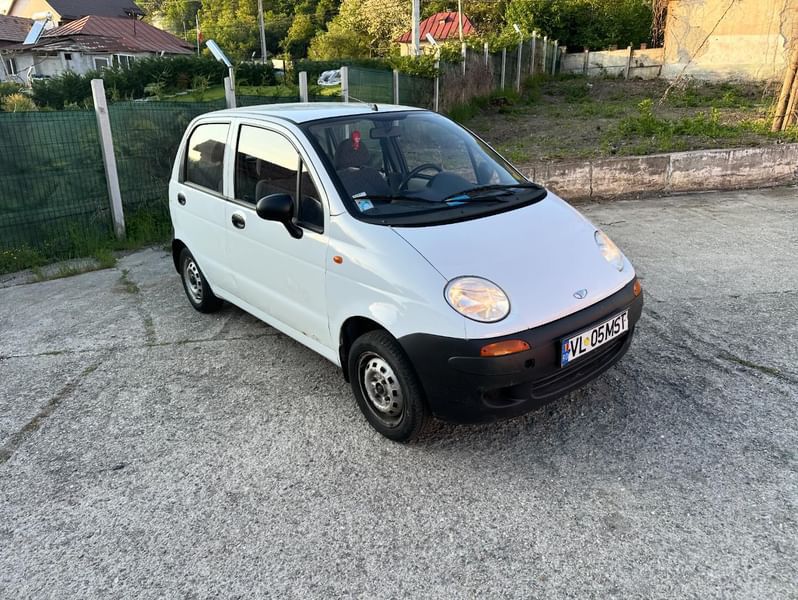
[257,0,268,64]
[411,0,420,57]
[457,0,464,42]
[195,12,200,57]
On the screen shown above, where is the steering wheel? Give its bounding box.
[399,163,442,191]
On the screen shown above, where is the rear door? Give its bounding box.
[170,120,232,293]
[225,120,332,349]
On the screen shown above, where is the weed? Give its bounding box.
[118,269,140,294]
[92,248,118,269]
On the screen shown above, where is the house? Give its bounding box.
[0,0,144,25]
[661,0,797,80]
[396,11,476,56]
[0,14,30,78]
[0,13,30,47]
[0,15,193,82]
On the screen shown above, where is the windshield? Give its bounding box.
[301,110,546,226]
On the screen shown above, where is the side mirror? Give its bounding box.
[255,193,303,239]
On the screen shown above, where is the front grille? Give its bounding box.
[524,333,629,401]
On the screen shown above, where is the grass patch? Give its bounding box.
[462,75,793,162]
[0,207,170,276]
[165,84,302,103]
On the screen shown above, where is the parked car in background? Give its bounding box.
[169,103,643,441]
[317,69,341,86]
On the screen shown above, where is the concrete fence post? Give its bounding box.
[223,76,236,109]
[393,68,399,104]
[500,48,507,88]
[515,40,523,91]
[341,66,349,103]
[624,45,633,79]
[583,49,590,75]
[433,55,440,112]
[90,79,125,240]
[551,40,558,75]
[484,42,489,67]
[298,71,309,102]
[542,36,548,76]
[461,41,467,76]
[530,32,537,75]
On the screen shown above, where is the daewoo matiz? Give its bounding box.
[169,103,643,442]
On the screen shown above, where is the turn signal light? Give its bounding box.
[480,339,530,357]
[633,279,642,297]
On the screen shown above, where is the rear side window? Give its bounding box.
[185,123,229,193]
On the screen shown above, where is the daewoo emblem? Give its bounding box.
[573,289,588,300]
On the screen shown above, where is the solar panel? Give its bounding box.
[23,20,47,46]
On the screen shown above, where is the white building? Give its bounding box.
[0,14,193,83]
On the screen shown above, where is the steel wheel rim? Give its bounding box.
[358,352,404,427]
[183,259,203,304]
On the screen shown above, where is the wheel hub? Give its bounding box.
[360,353,403,421]
[184,260,203,303]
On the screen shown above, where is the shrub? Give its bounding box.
[30,56,276,108]
[0,81,23,100]
[2,92,37,112]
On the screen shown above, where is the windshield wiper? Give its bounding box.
[443,182,542,202]
[353,194,435,204]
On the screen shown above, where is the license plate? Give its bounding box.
[560,310,629,367]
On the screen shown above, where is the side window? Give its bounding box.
[298,163,323,233]
[235,125,297,203]
[235,125,324,232]
[185,123,229,194]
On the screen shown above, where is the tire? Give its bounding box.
[348,330,431,442]
[179,248,222,313]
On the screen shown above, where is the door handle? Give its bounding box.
[231,213,246,229]
[177,193,186,206]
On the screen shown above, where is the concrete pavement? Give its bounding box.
[1,187,796,598]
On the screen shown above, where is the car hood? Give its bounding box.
[392,193,635,338]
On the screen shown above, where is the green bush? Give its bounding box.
[30,56,275,108]
[0,82,23,100]
[2,92,37,112]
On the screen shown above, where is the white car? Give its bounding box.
[169,103,643,442]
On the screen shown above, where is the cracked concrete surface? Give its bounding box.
[0,187,796,598]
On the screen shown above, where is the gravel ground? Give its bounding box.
[1,187,796,599]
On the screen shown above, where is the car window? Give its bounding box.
[185,123,229,193]
[235,125,324,232]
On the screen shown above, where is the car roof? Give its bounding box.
[202,102,425,125]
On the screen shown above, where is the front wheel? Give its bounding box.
[348,330,430,442]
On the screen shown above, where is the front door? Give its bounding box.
[225,123,331,349]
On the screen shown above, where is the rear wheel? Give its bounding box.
[348,330,430,442]
[179,248,222,313]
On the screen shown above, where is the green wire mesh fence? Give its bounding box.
[0,110,112,259]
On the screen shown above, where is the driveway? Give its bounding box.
[1,187,796,599]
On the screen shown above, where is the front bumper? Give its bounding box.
[398,279,644,423]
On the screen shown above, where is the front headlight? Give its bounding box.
[445,277,510,322]
[595,230,624,271]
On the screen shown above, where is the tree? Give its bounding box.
[308,22,368,59]
[504,0,652,50]
[282,12,316,57]
[309,0,409,59]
